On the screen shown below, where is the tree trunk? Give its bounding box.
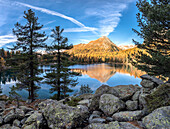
[57,39,61,100]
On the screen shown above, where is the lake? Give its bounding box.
[0,63,145,99]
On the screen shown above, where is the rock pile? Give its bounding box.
[0,74,169,129]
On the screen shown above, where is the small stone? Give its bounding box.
[0,116,3,124]
[0,124,11,129]
[25,111,34,117]
[20,106,33,113]
[77,105,88,112]
[106,117,113,121]
[89,114,100,123]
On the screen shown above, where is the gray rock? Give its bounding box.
[89,114,101,123]
[20,118,27,125]
[39,99,89,129]
[119,122,141,129]
[126,100,138,111]
[77,94,94,100]
[89,85,118,111]
[132,91,140,101]
[0,116,3,124]
[99,94,125,116]
[11,126,20,129]
[0,101,5,111]
[84,121,121,129]
[106,117,113,122]
[112,110,143,121]
[77,105,89,112]
[89,118,106,124]
[19,106,33,113]
[22,111,43,129]
[112,85,140,100]
[13,119,21,127]
[0,124,11,129]
[78,99,90,106]
[142,106,170,129]
[140,74,163,85]
[140,79,155,89]
[92,111,102,116]
[3,108,25,123]
[25,111,34,117]
[139,90,148,109]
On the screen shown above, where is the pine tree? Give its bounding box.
[130,0,170,80]
[79,84,93,95]
[44,26,78,100]
[11,9,47,101]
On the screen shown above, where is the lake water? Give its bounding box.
[0,63,145,99]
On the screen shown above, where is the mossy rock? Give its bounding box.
[145,83,170,112]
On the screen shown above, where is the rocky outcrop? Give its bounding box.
[142,106,170,129]
[39,99,89,129]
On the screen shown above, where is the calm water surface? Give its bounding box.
[0,63,145,99]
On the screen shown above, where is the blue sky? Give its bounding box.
[0,0,142,49]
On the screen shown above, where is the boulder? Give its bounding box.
[0,124,12,129]
[92,111,102,116]
[13,119,21,127]
[99,94,125,116]
[126,100,138,111]
[140,79,155,89]
[0,101,5,111]
[22,111,45,129]
[119,122,142,129]
[112,85,140,100]
[112,111,143,121]
[89,85,118,111]
[84,121,121,129]
[0,116,3,125]
[140,74,163,86]
[144,83,170,112]
[142,106,170,129]
[89,118,106,124]
[78,99,90,106]
[3,108,25,123]
[39,99,89,129]
[77,105,89,112]
[77,94,94,100]
[19,106,33,114]
[132,91,140,101]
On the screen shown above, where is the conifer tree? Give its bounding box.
[44,26,78,100]
[11,9,47,101]
[130,0,170,80]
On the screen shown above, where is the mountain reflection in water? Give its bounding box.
[70,63,145,83]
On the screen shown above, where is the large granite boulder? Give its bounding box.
[140,74,164,86]
[112,85,140,100]
[132,91,140,101]
[112,111,143,121]
[142,106,170,129]
[22,111,46,129]
[99,94,125,116]
[139,83,170,112]
[85,121,141,129]
[89,85,118,111]
[39,99,89,129]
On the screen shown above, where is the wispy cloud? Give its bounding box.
[0,34,17,47]
[14,1,97,33]
[64,27,98,33]
[85,1,131,36]
[44,20,56,26]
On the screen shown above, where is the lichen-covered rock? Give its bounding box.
[22,111,44,129]
[77,94,93,100]
[39,99,89,129]
[13,119,21,127]
[140,74,163,86]
[0,101,5,111]
[112,85,140,100]
[99,94,125,116]
[0,116,3,125]
[132,91,140,101]
[77,105,89,112]
[142,106,170,129]
[112,111,143,121]
[89,85,118,111]
[0,124,11,129]
[3,108,25,123]
[92,111,102,116]
[140,79,155,89]
[89,118,106,124]
[84,121,121,129]
[119,122,141,129]
[19,106,33,114]
[138,90,148,110]
[78,99,90,106]
[126,100,138,111]
[89,114,101,123]
[144,83,170,112]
